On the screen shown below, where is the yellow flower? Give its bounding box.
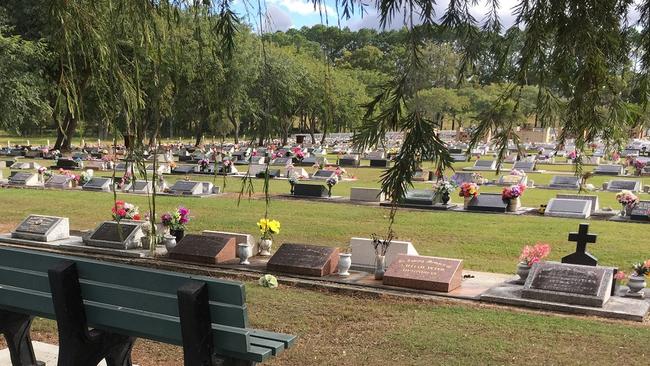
[268,220,281,235]
[257,218,281,236]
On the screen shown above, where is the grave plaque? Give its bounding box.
[369,159,389,168]
[606,180,641,192]
[11,215,70,242]
[267,243,339,276]
[168,234,236,264]
[512,161,536,172]
[450,154,467,162]
[450,172,475,185]
[521,262,614,307]
[129,180,152,193]
[548,175,580,189]
[593,164,624,175]
[293,183,329,198]
[466,193,508,213]
[8,172,39,186]
[271,157,291,166]
[383,255,463,292]
[54,158,82,170]
[84,221,144,249]
[350,187,384,202]
[403,190,436,205]
[82,177,112,192]
[173,165,196,174]
[544,199,592,219]
[471,160,497,171]
[45,175,73,189]
[630,201,650,221]
[169,180,203,195]
[412,170,433,182]
[497,175,527,186]
[338,155,360,167]
[556,194,599,213]
[311,170,336,180]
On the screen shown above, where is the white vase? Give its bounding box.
[163,234,177,252]
[259,239,273,256]
[338,253,352,276]
[237,244,252,265]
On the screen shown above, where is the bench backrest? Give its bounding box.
[0,246,252,354]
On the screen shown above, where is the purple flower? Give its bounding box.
[178,207,189,216]
[179,217,189,224]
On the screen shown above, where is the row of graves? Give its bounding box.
[1,214,648,322]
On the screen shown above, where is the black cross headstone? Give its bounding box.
[561,223,598,266]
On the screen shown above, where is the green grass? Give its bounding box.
[0,187,647,274]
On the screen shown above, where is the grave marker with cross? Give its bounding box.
[561,223,598,266]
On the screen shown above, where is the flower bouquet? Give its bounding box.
[433,180,457,205]
[615,190,638,216]
[502,183,526,211]
[161,207,191,241]
[326,176,338,197]
[516,243,551,284]
[79,169,94,185]
[633,160,645,176]
[632,260,650,277]
[458,182,479,208]
[198,158,210,172]
[257,218,280,256]
[111,200,141,221]
[627,259,650,295]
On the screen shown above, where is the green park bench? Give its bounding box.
[0,246,296,365]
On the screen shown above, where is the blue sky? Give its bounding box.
[231,0,642,33]
[232,0,522,32]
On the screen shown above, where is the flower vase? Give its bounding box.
[338,253,352,276]
[162,234,177,252]
[374,255,386,280]
[141,237,151,250]
[259,239,273,256]
[515,261,530,284]
[170,229,185,242]
[237,244,252,265]
[463,196,471,209]
[507,197,521,212]
[626,275,647,295]
[441,192,450,205]
[328,186,333,197]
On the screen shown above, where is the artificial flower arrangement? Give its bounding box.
[614,270,627,282]
[257,218,281,240]
[111,200,141,221]
[433,180,457,196]
[326,176,338,197]
[458,182,479,198]
[632,259,650,276]
[161,207,191,232]
[567,150,579,160]
[509,169,526,176]
[615,190,639,208]
[519,243,551,267]
[79,169,94,185]
[472,173,488,185]
[502,183,527,200]
[633,159,645,175]
[58,168,80,183]
[116,172,132,189]
[292,147,305,160]
[259,274,279,288]
[37,166,52,178]
[198,158,210,171]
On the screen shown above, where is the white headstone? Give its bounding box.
[350,187,385,202]
[350,237,419,271]
[544,199,592,219]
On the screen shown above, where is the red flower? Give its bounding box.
[133,214,141,221]
[117,208,127,217]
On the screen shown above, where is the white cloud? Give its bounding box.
[266,5,294,32]
[267,0,335,17]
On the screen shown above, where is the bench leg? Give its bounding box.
[48,260,135,366]
[177,281,214,366]
[0,311,44,366]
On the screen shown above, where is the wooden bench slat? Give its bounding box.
[249,329,298,348]
[0,266,249,328]
[0,247,246,305]
[0,286,254,356]
[215,345,273,363]
[249,336,285,356]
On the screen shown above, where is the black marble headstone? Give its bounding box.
[466,193,508,213]
[630,201,650,221]
[89,221,137,242]
[293,183,328,197]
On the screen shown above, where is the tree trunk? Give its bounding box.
[309,114,316,144]
[227,107,240,144]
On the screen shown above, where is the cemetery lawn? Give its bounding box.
[17,282,650,365]
[0,188,647,274]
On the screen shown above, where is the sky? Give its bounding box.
[232,0,522,32]
[232,0,642,33]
